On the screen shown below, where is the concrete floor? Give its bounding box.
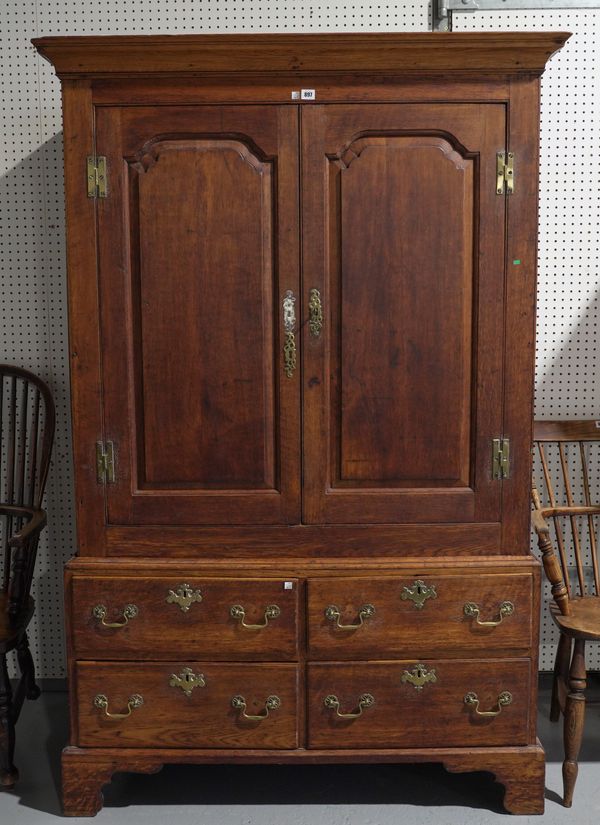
[2,679,599,824]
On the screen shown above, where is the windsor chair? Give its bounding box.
[0,365,54,789]
[532,420,600,807]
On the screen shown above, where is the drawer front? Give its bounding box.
[76,662,298,749]
[308,659,530,749]
[308,574,532,658]
[72,577,299,660]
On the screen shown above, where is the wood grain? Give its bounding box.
[307,659,531,749]
[307,574,533,658]
[32,33,570,78]
[71,576,299,660]
[76,662,299,749]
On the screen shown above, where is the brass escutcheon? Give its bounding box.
[323,693,375,719]
[308,288,323,337]
[166,583,203,613]
[231,694,281,721]
[464,690,513,717]
[94,693,144,719]
[169,667,206,697]
[92,603,138,628]
[325,603,375,630]
[463,600,514,627]
[401,663,437,691]
[230,604,281,629]
[401,580,437,610]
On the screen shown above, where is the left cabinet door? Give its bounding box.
[95,106,300,525]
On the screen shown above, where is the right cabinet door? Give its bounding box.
[302,104,507,525]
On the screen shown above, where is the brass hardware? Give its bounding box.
[282,290,297,378]
[308,288,323,337]
[87,156,108,198]
[92,603,138,628]
[496,151,514,195]
[323,693,375,719]
[325,603,375,630]
[401,664,437,691]
[230,604,281,629]
[94,693,143,719]
[166,583,203,613]
[231,694,281,720]
[464,600,514,627]
[464,690,513,717]
[492,437,510,480]
[96,441,116,484]
[169,667,206,697]
[401,580,437,609]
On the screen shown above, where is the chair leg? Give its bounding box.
[550,632,571,722]
[563,638,586,807]
[16,633,41,701]
[0,656,18,788]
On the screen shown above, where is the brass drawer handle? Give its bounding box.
[324,693,375,719]
[92,603,138,628]
[463,600,514,626]
[283,290,297,378]
[325,603,375,630]
[464,690,513,717]
[166,583,203,613]
[231,694,281,721]
[230,604,281,629]
[94,693,144,720]
[308,288,323,337]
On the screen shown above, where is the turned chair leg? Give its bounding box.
[550,632,571,722]
[0,656,18,788]
[16,633,41,701]
[563,638,586,807]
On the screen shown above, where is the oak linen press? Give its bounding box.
[33,32,569,816]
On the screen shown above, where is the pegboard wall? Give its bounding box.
[1,2,599,677]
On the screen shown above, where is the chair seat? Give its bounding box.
[0,595,34,653]
[550,596,600,641]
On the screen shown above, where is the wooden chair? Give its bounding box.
[0,365,54,788]
[532,420,600,807]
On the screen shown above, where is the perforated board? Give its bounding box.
[1,1,598,676]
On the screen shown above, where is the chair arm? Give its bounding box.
[530,507,570,616]
[0,505,47,548]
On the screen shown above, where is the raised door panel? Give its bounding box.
[302,104,506,524]
[95,106,300,525]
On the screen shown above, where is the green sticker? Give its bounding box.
[513,259,521,265]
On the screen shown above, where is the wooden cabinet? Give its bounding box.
[33,31,569,816]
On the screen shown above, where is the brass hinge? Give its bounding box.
[492,437,510,480]
[496,151,514,196]
[96,441,116,484]
[86,156,108,198]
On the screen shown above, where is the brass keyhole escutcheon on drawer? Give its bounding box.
[169,667,207,697]
[325,603,375,630]
[231,694,281,721]
[324,693,375,719]
[230,604,281,629]
[464,690,513,717]
[401,580,437,609]
[94,693,144,720]
[401,664,437,691]
[166,584,203,613]
[92,603,138,628]
[463,600,514,627]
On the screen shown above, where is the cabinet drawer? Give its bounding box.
[307,659,530,749]
[76,662,298,749]
[307,574,532,658]
[71,577,299,660]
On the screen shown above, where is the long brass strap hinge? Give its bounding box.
[492,437,510,480]
[96,441,116,484]
[86,156,108,198]
[496,151,514,196]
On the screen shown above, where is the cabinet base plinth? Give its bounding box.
[62,742,545,817]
